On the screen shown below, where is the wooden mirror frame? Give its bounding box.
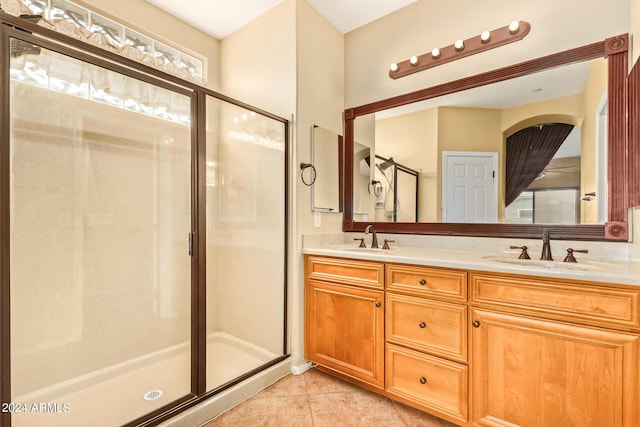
[343,34,630,241]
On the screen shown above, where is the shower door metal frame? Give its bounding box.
[0,20,9,427]
[0,10,290,427]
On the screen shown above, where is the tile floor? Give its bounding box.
[201,367,457,427]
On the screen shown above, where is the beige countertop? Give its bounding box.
[302,243,640,286]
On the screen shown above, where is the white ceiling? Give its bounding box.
[145,0,418,39]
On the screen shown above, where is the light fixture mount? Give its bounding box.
[389,21,531,79]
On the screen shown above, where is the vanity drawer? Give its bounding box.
[386,343,468,423]
[470,273,640,331]
[386,293,467,362]
[306,256,384,290]
[386,264,467,301]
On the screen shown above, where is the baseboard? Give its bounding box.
[290,361,312,375]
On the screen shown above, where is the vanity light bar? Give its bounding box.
[388,21,531,79]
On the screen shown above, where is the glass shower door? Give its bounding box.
[204,96,287,391]
[7,37,193,426]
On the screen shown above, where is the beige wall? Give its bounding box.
[502,95,584,135]
[353,114,376,220]
[79,0,220,89]
[633,0,640,63]
[293,0,345,368]
[345,0,630,107]
[220,0,296,117]
[295,0,345,233]
[375,107,502,222]
[581,59,608,223]
[377,108,439,221]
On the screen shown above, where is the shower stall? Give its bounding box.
[0,10,288,427]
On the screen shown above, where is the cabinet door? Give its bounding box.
[305,280,384,388]
[471,308,640,427]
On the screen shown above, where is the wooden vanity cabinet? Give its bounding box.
[470,273,640,427]
[305,256,640,427]
[304,256,385,389]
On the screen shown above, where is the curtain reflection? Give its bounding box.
[505,123,575,206]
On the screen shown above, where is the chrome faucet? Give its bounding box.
[540,228,553,260]
[364,225,378,248]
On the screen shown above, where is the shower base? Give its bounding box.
[11,332,279,427]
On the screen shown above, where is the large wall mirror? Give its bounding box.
[344,35,630,240]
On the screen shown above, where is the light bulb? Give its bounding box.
[390,63,398,72]
[431,48,440,59]
[508,21,520,34]
[480,31,491,42]
[409,55,418,65]
[454,39,464,51]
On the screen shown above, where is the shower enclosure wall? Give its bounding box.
[0,11,288,427]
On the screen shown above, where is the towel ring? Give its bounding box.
[300,163,316,186]
[369,180,383,197]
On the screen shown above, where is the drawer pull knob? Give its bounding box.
[375,302,382,308]
[419,377,427,384]
[419,322,426,328]
[419,279,427,285]
[472,320,480,328]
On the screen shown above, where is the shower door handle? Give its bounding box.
[188,232,194,256]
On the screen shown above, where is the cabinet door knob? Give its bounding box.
[419,279,427,285]
[375,302,382,308]
[419,377,427,384]
[472,320,480,328]
[419,322,426,328]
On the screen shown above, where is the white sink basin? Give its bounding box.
[481,255,617,271]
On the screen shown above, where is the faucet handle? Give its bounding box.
[563,248,588,263]
[382,239,395,250]
[510,245,530,259]
[354,238,366,248]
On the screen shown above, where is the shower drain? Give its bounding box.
[143,389,164,401]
